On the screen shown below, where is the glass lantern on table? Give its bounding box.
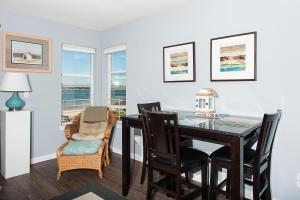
[195,88,218,117]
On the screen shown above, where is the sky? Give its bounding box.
[62,50,126,86]
[111,50,126,87]
[111,50,126,73]
[62,51,91,76]
[12,40,42,55]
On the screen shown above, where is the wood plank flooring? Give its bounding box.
[0,153,225,200]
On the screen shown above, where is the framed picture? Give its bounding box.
[210,32,257,81]
[2,32,52,73]
[163,42,195,82]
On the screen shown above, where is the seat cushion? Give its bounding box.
[62,140,102,155]
[180,146,209,171]
[210,146,256,168]
[78,111,108,139]
[151,146,208,171]
[72,132,105,140]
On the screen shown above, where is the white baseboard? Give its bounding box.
[111,147,143,162]
[30,147,143,165]
[31,153,56,164]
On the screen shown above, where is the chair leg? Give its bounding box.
[98,170,103,179]
[265,166,272,200]
[175,174,181,200]
[226,169,231,199]
[184,171,189,182]
[201,160,208,200]
[140,144,147,184]
[253,171,260,200]
[209,160,218,200]
[105,144,110,166]
[146,165,153,200]
[57,171,62,181]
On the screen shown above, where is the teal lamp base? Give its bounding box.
[5,92,25,111]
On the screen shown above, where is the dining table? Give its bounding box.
[121,110,262,199]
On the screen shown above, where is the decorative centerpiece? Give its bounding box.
[195,88,218,117]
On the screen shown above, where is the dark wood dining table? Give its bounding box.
[121,111,262,199]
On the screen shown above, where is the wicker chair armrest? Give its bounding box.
[108,110,117,127]
[98,140,106,155]
[64,124,75,140]
[64,113,81,140]
[56,142,69,157]
[72,113,81,131]
[104,111,117,140]
[104,124,113,141]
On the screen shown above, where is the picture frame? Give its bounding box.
[2,32,52,73]
[210,32,257,81]
[163,42,195,82]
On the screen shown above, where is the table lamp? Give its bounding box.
[0,72,31,111]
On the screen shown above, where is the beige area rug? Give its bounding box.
[73,192,104,200]
[51,182,127,200]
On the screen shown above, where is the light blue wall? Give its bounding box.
[0,10,102,158]
[0,0,299,198]
[99,0,300,199]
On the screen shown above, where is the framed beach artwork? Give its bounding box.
[163,42,195,82]
[2,32,52,73]
[210,32,257,81]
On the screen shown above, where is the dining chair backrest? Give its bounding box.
[137,102,161,113]
[137,101,162,154]
[142,111,181,168]
[256,110,282,164]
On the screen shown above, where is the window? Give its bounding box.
[105,46,127,120]
[61,44,95,124]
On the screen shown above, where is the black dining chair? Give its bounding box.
[142,111,209,200]
[137,102,194,184]
[137,102,161,184]
[209,110,282,200]
[138,102,161,114]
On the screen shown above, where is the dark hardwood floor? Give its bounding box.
[0,153,225,200]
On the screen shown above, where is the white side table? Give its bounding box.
[0,110,31,179]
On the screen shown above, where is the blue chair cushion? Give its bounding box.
[62,140,102,155]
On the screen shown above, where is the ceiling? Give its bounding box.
[0,0,193,31]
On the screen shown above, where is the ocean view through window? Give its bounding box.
[105,46,126,120]
[61,45,95,124]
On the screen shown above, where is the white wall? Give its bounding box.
[100,0,300,199]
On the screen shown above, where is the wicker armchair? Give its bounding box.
[56,110,116,180]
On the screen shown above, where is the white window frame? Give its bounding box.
[61,44,96,126]
[104,45,127,119]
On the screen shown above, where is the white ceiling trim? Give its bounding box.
[62,44,96,54]
[104,45,127,54]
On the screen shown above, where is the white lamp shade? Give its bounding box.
[0,72,31,92]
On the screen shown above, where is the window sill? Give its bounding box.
[60,125,65,131]
[116,120,122,126]
[60,122,71,131]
